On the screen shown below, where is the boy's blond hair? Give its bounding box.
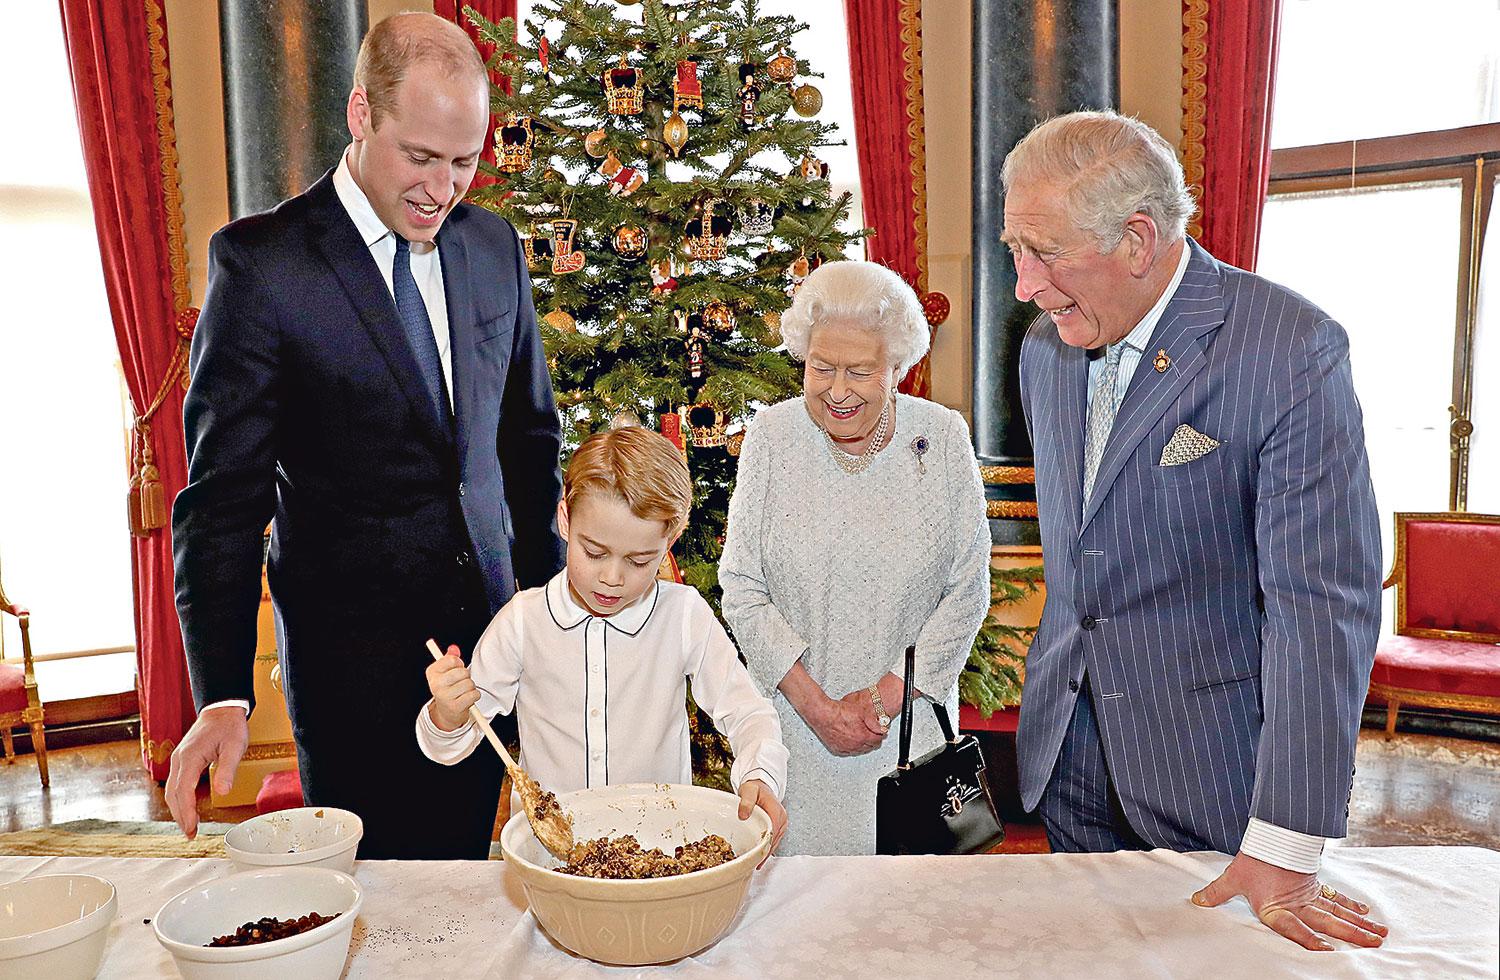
[564,426,692,538]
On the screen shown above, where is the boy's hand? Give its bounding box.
[425,644,479,732]
[737,778,788,864]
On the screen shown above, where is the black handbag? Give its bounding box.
[876,646,1005,855]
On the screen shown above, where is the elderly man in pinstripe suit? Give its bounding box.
[1003,111,1389,950]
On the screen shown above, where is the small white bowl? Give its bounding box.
[0,873,116,980]
[223,806,362,874]
[502,783,772,966]
[153,866,362,980]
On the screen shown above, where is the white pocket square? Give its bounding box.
[1159,424,1221,466]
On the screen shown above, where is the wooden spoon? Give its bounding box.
[425,639,576,862]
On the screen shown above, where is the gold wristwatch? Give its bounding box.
[869,684,891,729]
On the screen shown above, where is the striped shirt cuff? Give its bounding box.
[1240,817,1326,874]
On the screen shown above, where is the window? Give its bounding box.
[0,8,136,698]
[1259,1,1500,630]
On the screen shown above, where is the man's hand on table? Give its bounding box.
[1192,851,1388,950]
[164,705,251,840]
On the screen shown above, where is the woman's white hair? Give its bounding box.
[780,261,929,375]
[1001,110,1196,252]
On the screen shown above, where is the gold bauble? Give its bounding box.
[767,50,797,85]
[762,310,782,343]
[638,137,652,153]
[663,110,689,157]
[703,300,736,333]
[543,309,577,333]
[611,224,647,259]
[791,83,823,117]
[584,128,609,158]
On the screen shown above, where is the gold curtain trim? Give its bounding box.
[898,0,929,295]
[143,734,175,766]
[1180,0,1209,240]
[129,0,197,536]
[987,500,1038,519]
[898,0,934,397]
[980,466,1036,485]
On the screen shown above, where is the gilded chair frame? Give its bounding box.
[0,574,48,786]
[1372,511,1500,736]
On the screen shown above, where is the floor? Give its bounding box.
[1,726,1496,850]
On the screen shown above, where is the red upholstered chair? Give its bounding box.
[1370,512,1500,735]
[0,561,48,787]
[255,768,305,814]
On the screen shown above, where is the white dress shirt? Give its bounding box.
[1088,239,1325,874]
[415,573,789,800]
[201,149,457,720]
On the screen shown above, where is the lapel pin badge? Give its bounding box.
[1153,349,1171,373]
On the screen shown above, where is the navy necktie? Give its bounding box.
[392,235,448,423]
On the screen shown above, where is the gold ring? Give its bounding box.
[1319,883,1338,901]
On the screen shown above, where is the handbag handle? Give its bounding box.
[896,645,959,771]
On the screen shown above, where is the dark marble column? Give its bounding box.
[972,0,1118,544]
[221,0,367,219]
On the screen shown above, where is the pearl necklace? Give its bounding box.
[823,398,893,475]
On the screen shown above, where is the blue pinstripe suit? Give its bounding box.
[1017,239,1382,854]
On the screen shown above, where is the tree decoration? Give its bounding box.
[583,128,609,158]
[542,308,577,333]
[687,402,729,447]
[663,110,689,157]
[702,300,736,334]
[612,224,647,259]
[522,225,553,271]
[685,324,708,380]
[737,63,761,128]
[496,114,535,172]
[602,54,643,115]
[767,49,797,85]
[673,59,703,110]
[684,199,730,261]
[598,151,646,196]
[737,198,775,236]
[791,82,823,117]
[549,219,585,274]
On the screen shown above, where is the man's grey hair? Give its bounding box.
[1001,110,1197,251]
[780,261,930,376]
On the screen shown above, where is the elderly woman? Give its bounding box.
[719,261,991,855]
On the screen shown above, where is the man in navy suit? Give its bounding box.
[166,13,564,859]
[1005,111,1389,948]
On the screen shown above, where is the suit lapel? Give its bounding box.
[1054,339,1089,539]
[308,175,452,449]
[1079,241,1227,534]
[437,220,476,469]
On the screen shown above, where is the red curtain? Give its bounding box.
[1181,0,1284,271]
[435,0,519,190]
[58,0,197,779]
[844,0,933,397]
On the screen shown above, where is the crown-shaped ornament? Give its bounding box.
[736,198,775,236]
[684,199,731,262]
[496,114,534,173]
[602,55,643,115]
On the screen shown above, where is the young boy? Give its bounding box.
[416,426,789,850]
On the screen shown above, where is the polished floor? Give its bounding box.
[1,727,1497,850]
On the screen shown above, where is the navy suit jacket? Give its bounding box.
[1017,239,1382,851]
[173,170,565,715]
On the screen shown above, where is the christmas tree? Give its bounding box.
[466,0,864,604]
[464,0,864,789]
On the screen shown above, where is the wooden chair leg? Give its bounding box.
[1,728,13,764]
[30,722,48,787]
[1385,700,1400,738]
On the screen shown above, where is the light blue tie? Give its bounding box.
[392,235,448,423]
[1082,343,1126,505]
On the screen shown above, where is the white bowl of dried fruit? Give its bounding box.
[500,782,773,966]
[223,806,362,874]
[152,866,362,980]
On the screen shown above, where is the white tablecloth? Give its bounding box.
[2,847,1494,978]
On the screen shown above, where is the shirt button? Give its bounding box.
[456,551,473,568]
[1068,678,1081,693]
[458,481,466,497]
[590,709,601,719]
[592,664,600,674]
[1080,615,1097,630]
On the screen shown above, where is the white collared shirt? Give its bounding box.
[1086,239,1192,410]
[331,147,454,407]
[415,573,789,800]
